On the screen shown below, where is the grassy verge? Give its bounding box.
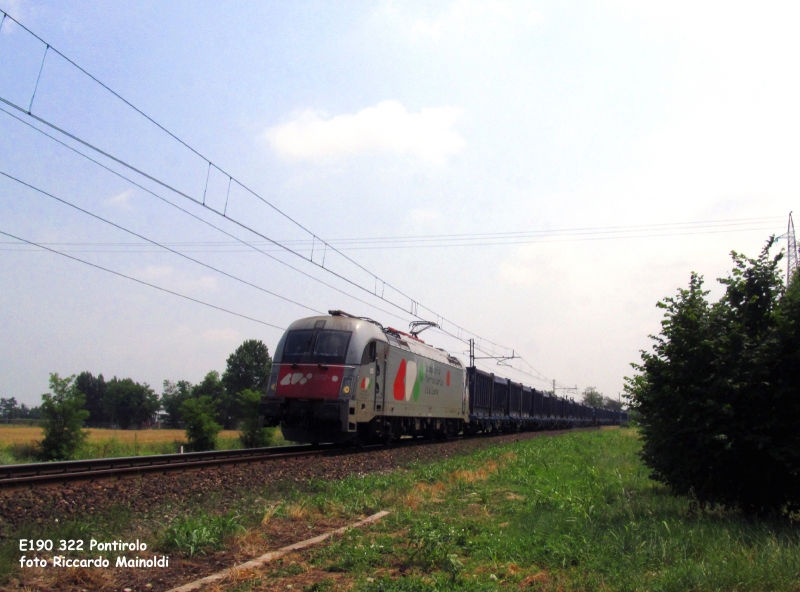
[302,428,800,591]
[5,429,800,591]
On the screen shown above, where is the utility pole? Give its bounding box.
[788,212,798,284]
[552,379,556,395]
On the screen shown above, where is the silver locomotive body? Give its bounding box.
[260,312,467,444]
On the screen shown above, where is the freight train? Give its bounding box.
[259,311,626,445]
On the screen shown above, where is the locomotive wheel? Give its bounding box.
[382,420,396,446]
[356,426,370,448]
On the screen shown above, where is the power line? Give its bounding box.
[8,215,781,245]
[0,94,514,367]
[0,229,286,331]
[311,216,784,243]
[472,359,561,389]
[0,7,634,383]
[0,169,325,316]
[0,100,426,329]
[1,93,438,326]
[0,9,525,363]
[0,103,415,327]
[0,221,774,253]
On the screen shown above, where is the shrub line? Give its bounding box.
[166,510,390,592]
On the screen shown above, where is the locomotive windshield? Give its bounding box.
[282,329,352,364]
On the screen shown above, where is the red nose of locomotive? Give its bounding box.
[260,315,368,444]
[274,364,346,399]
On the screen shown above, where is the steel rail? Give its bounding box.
[0,443,344,489]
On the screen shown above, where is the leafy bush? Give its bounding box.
[181,396,221,452]
[627,240,800,514]
[160,511,244,556]
[40,373,89,460]
[238,389,271,448]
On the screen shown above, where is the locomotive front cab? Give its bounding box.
[259,314,386,444]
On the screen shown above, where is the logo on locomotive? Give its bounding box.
[393,359,452,401]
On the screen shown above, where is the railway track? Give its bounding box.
[0,426,604,490]
[0,443,347,489]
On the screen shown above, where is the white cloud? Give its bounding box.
[107,189,133,209]
[265,101,465,165]
[386,0,544,42]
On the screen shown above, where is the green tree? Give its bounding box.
[581,386,604,407]
[602,396,623,411]
[222,339,273,397]
[40,373,89,460]
[237,389,271,448]
[0,397,18,419]
[221,340,273,428]
[193,371,236,429]
[75,372,108,426]
[627,239,800,514]
[106,378,160,429]
[17,404,41,420]
[181,396,221,452]
[161,380,193,428]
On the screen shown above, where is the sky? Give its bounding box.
[0,0,797,406]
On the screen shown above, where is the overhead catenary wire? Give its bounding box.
[472,348,560,388]
[1,7,723,391]
[0,140,555,388]
[0,96,434,330]
[0,96,515,368]
[0,169,326,316]
[0,229,286,331]
[0,218,783,252]
[0,104,415,327]
[473,359,553,388]
[0,8,525,365]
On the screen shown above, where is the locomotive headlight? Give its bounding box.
[267,373,278,394]
[341,376,354,398]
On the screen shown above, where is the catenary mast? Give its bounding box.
[789,212,798,284]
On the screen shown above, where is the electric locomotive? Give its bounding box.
[259,310,467,444]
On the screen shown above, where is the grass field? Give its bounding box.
[6,428,800,590]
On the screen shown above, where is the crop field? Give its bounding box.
[0,426,240,446]
[0,426,275,464]
[5,427,800,591]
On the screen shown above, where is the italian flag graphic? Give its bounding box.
[393,359,425,402]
